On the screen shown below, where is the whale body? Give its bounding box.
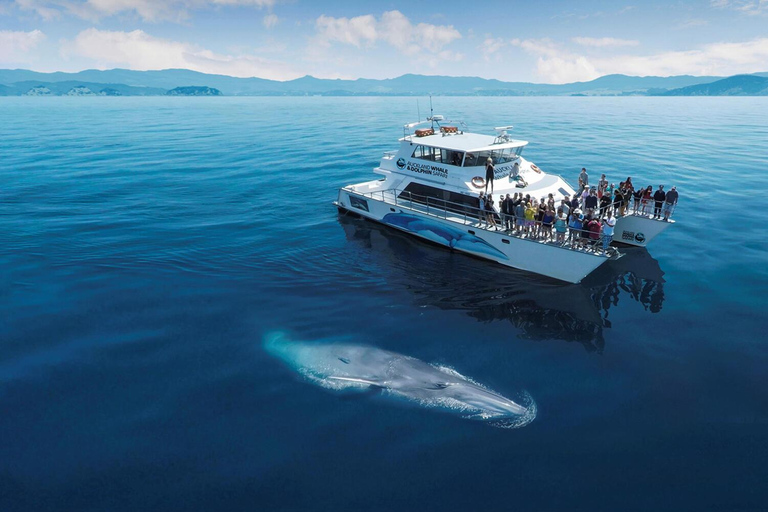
[264,333,535,427]
[382,212,510,261]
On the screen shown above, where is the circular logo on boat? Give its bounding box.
[396,158,406,169]
[635,232,646,243]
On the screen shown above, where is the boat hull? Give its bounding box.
[613,214,673,247]
[336,189,610,284]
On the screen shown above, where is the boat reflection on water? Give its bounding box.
[338,215,665,353]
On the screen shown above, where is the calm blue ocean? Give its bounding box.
[1,96,767,511]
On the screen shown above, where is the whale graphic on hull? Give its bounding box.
[382,212,509,261]
[264,332,535,428]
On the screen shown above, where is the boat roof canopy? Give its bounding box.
[402,132,528,153]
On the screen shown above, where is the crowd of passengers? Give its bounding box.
[475,171,679,254]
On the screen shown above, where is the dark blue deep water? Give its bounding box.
[1,97,767,511]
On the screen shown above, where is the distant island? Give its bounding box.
[166,86,222,96]
[1,68,767,97]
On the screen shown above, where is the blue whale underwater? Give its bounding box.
[382,212,509,260]
[264,332,536,427]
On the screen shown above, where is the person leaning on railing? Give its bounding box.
[653,185,666,219]
[554,209,567,245]
[568,210,583,247]
[663,186,678,221]
[602,210,616,253]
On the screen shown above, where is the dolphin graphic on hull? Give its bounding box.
[382,212,509,261]
[264,333,535,427]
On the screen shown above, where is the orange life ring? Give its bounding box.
[531,164,542,174]
[471,176,485,188]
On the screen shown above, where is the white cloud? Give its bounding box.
[0,29,46,62]
[315,14,377,48]
[15,0,276,22]
[480,37,506,62]
[262,13,278,28]
[15,0,61,20]
[511,38,599,83]
[572,37,639,48]
[513,36,768,83]
[61,28,301,80]
[711,0,766,15]
[314,10,460,55]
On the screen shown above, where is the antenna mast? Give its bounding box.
[429,95,434,128]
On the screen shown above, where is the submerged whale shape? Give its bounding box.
[264,333,535,427]
[382,212,510,260]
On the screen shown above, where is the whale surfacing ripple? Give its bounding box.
[264,333,536,428]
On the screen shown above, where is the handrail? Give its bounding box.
[347,186,623,256]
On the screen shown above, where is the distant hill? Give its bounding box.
[166,86,222,96]
[662,75,768,96]
[0,80,166,96]
[1,68,767,96]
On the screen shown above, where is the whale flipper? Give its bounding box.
[328,376,384,387]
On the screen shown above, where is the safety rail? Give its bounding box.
[560,176,679,221]
[346,186,622,256]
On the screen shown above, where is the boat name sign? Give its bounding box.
[404,160,449,179]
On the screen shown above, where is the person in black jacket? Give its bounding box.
[501,194,512,230]
[485,158,495,194]
[653,185,666,219]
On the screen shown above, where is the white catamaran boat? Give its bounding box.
[335,114,673,283]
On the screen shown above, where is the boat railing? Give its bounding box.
[554,173,679,221]
[349,187,620,256]
[381,151,397,160]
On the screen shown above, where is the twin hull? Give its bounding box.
[338,189,608,284]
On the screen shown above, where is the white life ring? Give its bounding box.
[471,176,486,188]
[530,164,542,174]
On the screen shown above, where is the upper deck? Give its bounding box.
[401,131,528,154]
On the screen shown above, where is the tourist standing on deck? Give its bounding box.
[485,158,495,194]
[486,194,498,230]
[599,192,612,216]
[602,210,615,253]
[536,198,547,238]
[585,188,598,215]
[663,186,678,221]
[641,185,652,214]
[580,186,590,209]
[542,208,555,241]
[567,195,576,212]
[515,200,526,233]
[578,168,589,193]
[632,187,643,213]
[555,209,567,245]
[598,174,608,199]
[653,185,666,218]
[477,192,485,225]
[587,215,602,249]
[524,201,536,236]
[502,194,513,230]
[613,187,624,216]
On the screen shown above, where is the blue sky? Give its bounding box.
[1,0,767,82]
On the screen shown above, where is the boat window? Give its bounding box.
[442,149,464,166]
[466,151,491,167]
[398,182,479,216]
[412,146,464,166]
[491,148,517,164]
[411,145,437,161]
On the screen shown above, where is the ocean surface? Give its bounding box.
[1,96,767,511]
